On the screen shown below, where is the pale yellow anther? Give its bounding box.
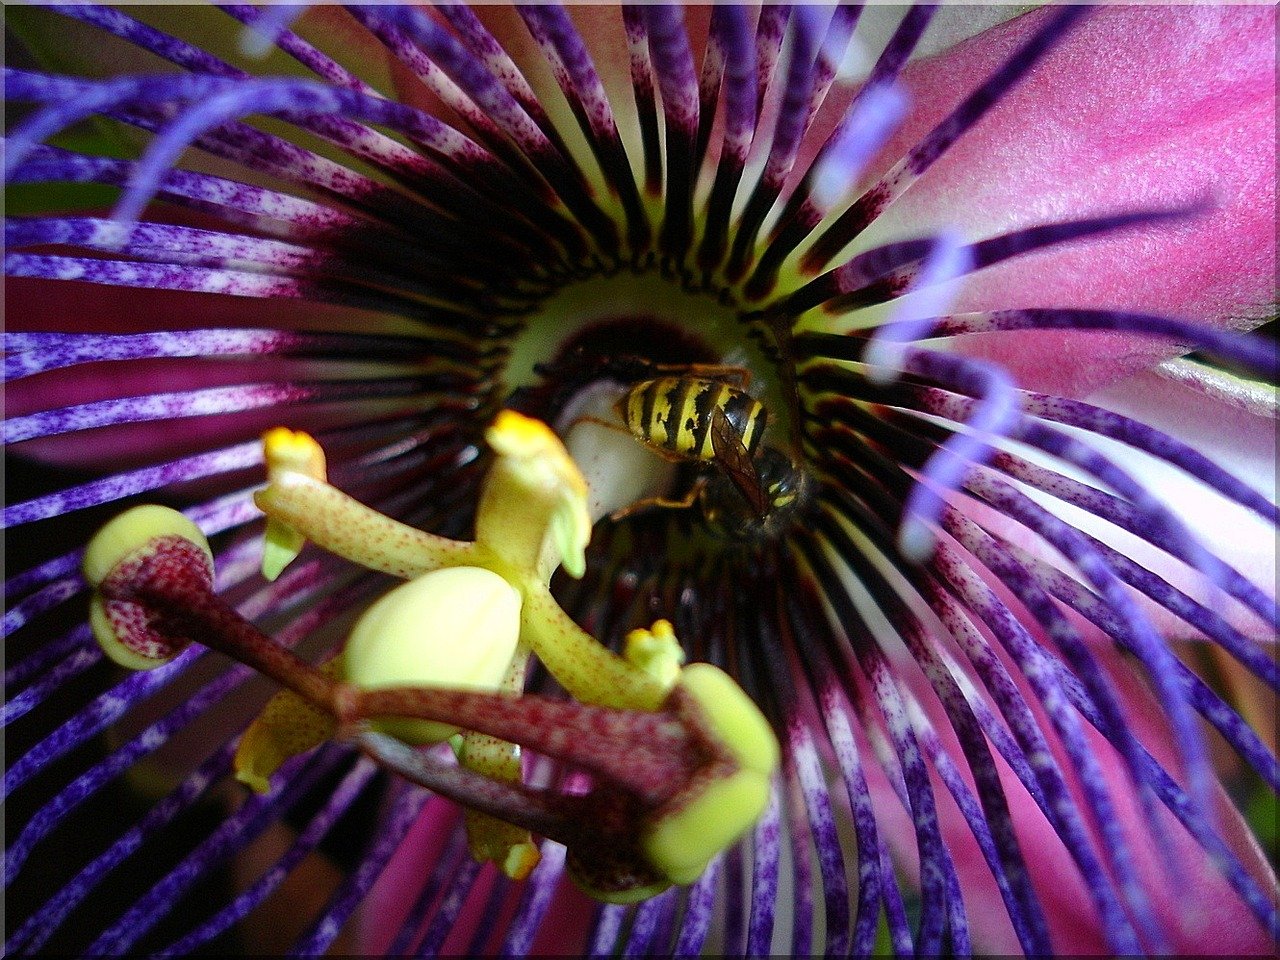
[261,428,327,581]
[624,620,686,693]
[676,664,780,778]
[641,664,780,885]
[342,567,522,745]
[643,770,770,885]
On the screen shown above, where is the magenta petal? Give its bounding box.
[1079,372,1278,638]
[1019,648,1276,955]
[869,6,1276,397]
[873,652,1277,955]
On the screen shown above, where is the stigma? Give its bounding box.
[80,413,781,899]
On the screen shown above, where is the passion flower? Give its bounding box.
[4,4,1276,957]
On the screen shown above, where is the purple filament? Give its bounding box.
[7,745,238,954]
[808,83,909,215]
[155,758,377,956]
[290,781,430,957]
[2,575,81,637]
[960,468,1216,823]
[235,3,309,58]
[898,351,1018,562]
[382,821,470,956]
[783,761,816,957]
[621,885,678,958]
[6,573,371,887]
[83,750,342,956]
[499,841,566,958]
[804,436,1148,954]
[670,853,720,957]
[3,645,207,803]
[745,780,782,956]
[790,720,853,955]
[803,5,1090,270]
[586,901,628,959]
[939,508,1169,952]
[4,624,94,690]
[415,853,484,958]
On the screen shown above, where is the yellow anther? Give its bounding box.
[675,664,779,778]
[502,841,543,882]
[643,770,770,885]
[235,658,341,793]
[623,620,686,692]
[641,664,779,885]
[477,410,592,580]
[342,566,522,744]
[260,427,326,581]
[486,411,586,498]
[263,426,326,480]
[83,505,214,671]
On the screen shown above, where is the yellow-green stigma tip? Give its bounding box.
[502,842,542,881]
[83,504,211,588]
[84,505,215,671]
[258,427,327,580]
[261,518,305,582]
[262,426,326,479]
[549,499,590,578]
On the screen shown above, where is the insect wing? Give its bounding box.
[709,408,769,517]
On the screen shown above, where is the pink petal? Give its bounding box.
[357,796,460,954]
[871,641,1277,955]
[945,378,1276,655]
[357,796,592,956]
[820,6,1276,398]
[1080,370,1277,639]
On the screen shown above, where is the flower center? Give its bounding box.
[510,270,790,406]
[484,261,818,553]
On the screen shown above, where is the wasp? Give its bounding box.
[611,366,808,540]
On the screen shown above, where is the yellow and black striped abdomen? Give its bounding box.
[621,377,768,460]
